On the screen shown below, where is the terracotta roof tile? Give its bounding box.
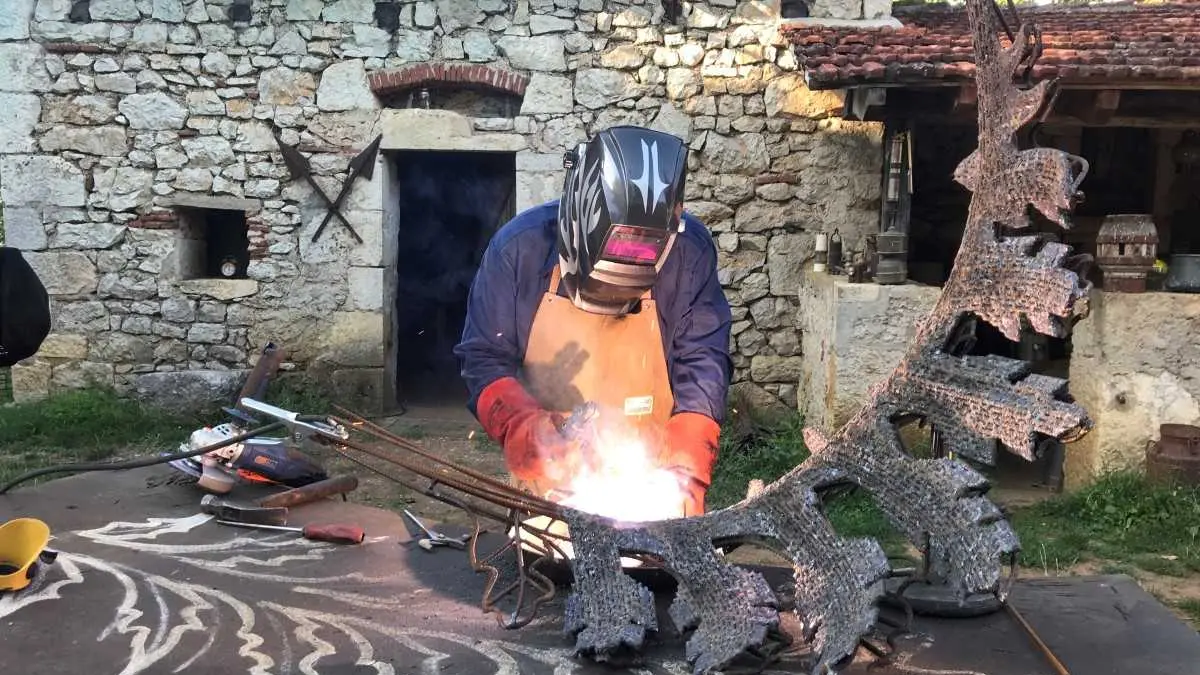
[784,1,1200,88]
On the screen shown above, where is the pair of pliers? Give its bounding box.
[403,510,469,551]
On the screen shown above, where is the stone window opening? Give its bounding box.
[384,84,522,118]
[781,0,812,19]
[69,0,90,22]
[175,207,251,281]
[369,64,529,119]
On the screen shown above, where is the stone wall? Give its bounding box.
[798,270,939,431]
[1065,290,1200,490]
[1,0,885,411]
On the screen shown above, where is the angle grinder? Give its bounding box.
[166,423,328,494]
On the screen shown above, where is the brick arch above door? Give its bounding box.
[368,63,531,99]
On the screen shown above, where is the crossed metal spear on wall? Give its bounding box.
[273,130,383,244]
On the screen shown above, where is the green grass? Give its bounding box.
[262,374,335,414]
[708,412,810,509]
[708,410,909,556]
[0,388,202,488]
[1009,470,1200,575]
[0,378,340,490]
[709,412,1200,580]
[1177,598,1200,625]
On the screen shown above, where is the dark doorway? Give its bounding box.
[392,150,516,407]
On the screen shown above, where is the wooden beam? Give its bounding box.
[1081,89,1121,125]
[952,84,978,115]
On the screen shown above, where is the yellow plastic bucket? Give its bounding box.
[0,518,51,592]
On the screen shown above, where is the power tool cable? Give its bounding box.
[0,422,285,495]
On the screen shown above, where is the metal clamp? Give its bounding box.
[238,397,349,445]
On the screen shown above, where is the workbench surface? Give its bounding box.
[2,467,1198,675]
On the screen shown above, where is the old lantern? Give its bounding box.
[1095,213,1158,293]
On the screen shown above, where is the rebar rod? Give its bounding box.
[330,414,548,504]
[334,407,518,490]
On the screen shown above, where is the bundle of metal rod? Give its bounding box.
[295,409,584,629]
[327,407,567,520]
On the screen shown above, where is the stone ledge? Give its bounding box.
[168,194,264,215]
[380,109,526,152]
[175,278,260,301]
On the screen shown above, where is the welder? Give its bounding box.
[454,125,733,517]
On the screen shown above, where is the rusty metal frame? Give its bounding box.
[316,0,1096,671]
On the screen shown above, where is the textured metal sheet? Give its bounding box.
[557,1,1095,673]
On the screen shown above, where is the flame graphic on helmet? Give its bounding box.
[558,143,606,279]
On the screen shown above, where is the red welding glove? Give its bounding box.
[476,377,574,490]
[661,412,721,517]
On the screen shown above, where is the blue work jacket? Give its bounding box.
[454,200,734,425]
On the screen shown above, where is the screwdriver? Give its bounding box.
[216,519,365,544]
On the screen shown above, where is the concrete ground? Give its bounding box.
[2,466,1200,675]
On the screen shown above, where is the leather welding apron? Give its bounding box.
[516,265,676,505]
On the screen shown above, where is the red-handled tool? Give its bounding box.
[216,519,365,545]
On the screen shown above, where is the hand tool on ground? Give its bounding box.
[256,474,359,509]
[216,519,365,545]
[200,494,289,526]
[403,510,470,551]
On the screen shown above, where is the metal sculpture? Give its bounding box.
[301,0,1095,671]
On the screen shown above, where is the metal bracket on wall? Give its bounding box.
[274,133,383,244]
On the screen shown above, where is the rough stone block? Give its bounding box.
[809,0,864,20]
[258,67,317,106]
[51,361,115,391]
[701,133,770,175]
[3,206,47,250]
[25,251,98,295]
[519,73,573,114]
[176,278,260,301]
[649,102,693,141]
[0,0,34,40]
[516,171,560,212]
[767,232,814,296]
[38,334,87,360]
[348,266,384,311]
[574,68,638,109]
[119,92,187,130]
[316,60,379,112]
[286,0,323,21]
[764,74,845,119]
[496,35,567,71]
[297,208,384,267]
[131,369,247,413]
[12,360,51,402]
[40,125,129,157]
[0,155,86,207]
[0,93,39,154]
[50,223,127,250]
[749,355,805,383]
[0,44,51,93]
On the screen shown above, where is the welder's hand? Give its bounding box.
[476,377,573,485]
[661,412,721,516]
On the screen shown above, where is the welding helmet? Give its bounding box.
[556,125,689,316]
